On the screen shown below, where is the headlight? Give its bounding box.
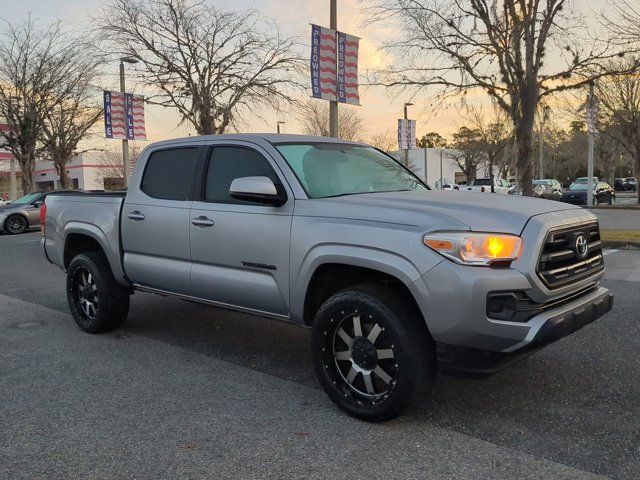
[423,232,523,266]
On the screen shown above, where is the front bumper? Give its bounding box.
[437,286,613,376]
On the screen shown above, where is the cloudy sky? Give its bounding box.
[1,0,631,149]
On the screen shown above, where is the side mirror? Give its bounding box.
[32,200,44,208]
[229,176,286,206]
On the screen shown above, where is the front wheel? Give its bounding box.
[4,214,27,234]
[592,197,599,206]
[311,284,436,422]
[67,251,130,333]
[609,194,615,205]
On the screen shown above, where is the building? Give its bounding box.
[32,151,124,191]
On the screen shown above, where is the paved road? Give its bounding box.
[1,232,639,479]
[592,208,640,230]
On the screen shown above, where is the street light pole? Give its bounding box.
[538,105,550,179]
[119,57,138,187]
[277,121,285,134]
[403,102,413,167]
[119,60,130,187]
[329,0,338,138]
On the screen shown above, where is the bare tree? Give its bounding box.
[368,131,398,152]
[594,60,640,201]
[97,0,304,135]
[40,49,104,189]
[95,145,143,189]
[0,18,87,193]
[464,106,511,191]
[367,0,637,195]
[297,100,366,141]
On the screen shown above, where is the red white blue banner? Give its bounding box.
[104,90,147,140]
[337,32,360,105]
[398,119,416,150]
[310,24,337,101]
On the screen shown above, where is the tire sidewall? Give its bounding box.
[5,215,27,235]
[66,253,121,333]
[311,288,434,421]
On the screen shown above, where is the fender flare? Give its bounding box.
[62,222,129,287]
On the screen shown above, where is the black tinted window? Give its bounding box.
[205,147,280,204]
[141,148,199,200]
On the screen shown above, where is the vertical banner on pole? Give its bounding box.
[337,32,360,105]
[103,91,146,141]
[103,91,113,139]
[397,119,417,150]
[310,24,337,101]
[103,91,127,140]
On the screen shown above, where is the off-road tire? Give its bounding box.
[311,284,437,422]
[67,251,130,333]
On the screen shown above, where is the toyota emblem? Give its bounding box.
[575,235,589,259]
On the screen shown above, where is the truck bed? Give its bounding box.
[43,192,128,285]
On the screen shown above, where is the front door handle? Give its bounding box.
[127,211,145,221]
[191,216,215,227]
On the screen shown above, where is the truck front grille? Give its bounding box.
[537,221,604,289]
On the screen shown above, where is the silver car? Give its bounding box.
[0,190,81,234]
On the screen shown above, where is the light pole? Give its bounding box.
[120,57,138,187]
[276,121,286,134]
[403,102,413,167]
[538,105,550,179]
[329,0,338,137]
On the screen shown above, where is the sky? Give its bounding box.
[0,0,635,150]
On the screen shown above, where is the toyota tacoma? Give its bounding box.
[42,134,613,421]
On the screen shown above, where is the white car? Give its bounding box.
[442,184,459,191]
[463,178,511,194]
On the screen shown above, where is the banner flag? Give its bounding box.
[310,24,337,101]
[104,90,146,140]
[398,119,417,150]
[337,32,360,105]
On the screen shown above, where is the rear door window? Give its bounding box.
[140,148,199,200]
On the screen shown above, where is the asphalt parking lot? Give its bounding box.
[1,231,639,479]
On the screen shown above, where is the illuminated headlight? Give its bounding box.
[423,232,523,266]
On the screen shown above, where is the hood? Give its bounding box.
[0,204,17,214]
[296,190,582,235]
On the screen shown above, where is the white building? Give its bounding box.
[392,148,505,188]
[32,151,123,191]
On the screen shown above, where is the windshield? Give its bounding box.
[533,180,551,186]
[275,143,427,198]
[472,179,492,186]
[569,184,589,191]
[10,192,42,205]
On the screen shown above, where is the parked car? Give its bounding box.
[462,178,511,193]
[624,177,638,192]
[442,184,459,191]
[562,181,615,206]
[571,176,599,187]
[532,179,563,201]
[0,190,83,235]
[42,134,613,421]
[614,178,626,191]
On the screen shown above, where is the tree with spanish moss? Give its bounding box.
[367,0,637,195]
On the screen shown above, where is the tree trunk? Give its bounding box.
[489,157,495,193]
[56,159,71,189]
[515,123,535,196]
[16,152,34,194]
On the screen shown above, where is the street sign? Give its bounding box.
[398,119,416,150]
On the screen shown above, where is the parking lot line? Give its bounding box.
[603,249,619,256]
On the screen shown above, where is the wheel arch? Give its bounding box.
[4,212,29,231]
[297,259,427,329]
[62,223,129,287]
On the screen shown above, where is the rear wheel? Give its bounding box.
[311,284,436,422]
[67,251,130,333]
[4,214,27,234]
[592,196,599,206]
[609,194,615,205]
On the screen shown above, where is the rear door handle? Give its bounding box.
[127,211,145,221]
[191,216,214,227]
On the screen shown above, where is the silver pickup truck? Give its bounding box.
[42,134,613,421]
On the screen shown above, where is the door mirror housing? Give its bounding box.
[229,176,286,206]
[32,200,44,208]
